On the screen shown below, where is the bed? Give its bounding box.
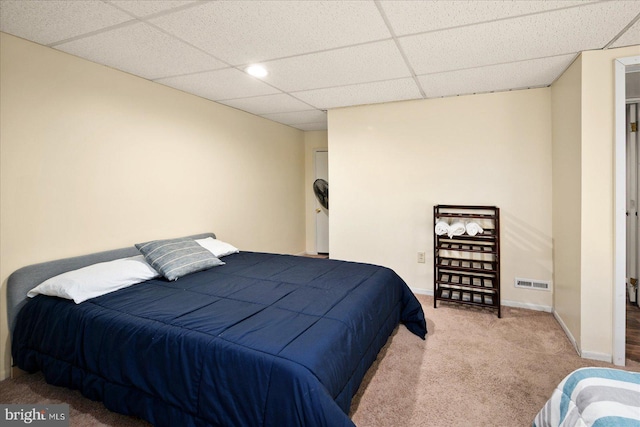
[533,367,640,427]
[8,232,427,427]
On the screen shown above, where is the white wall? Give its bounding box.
[0,33,306,379]
[329,89,554,311]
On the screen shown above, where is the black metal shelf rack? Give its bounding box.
[433,205,501,317]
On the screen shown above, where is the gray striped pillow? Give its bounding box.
[135,237,224,281]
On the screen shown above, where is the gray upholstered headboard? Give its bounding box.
[6,232,215,337]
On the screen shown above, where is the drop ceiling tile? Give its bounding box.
[611,18,640,48]
[156,68,280,101]
[379,0,592,36]
[106,1,199,18]
[218,94,313,116]
[293,122,328,132]
[55,22,225,80]
[418,54,576,98]
[260,110,327,126]
[261,40,412,92]
[0,0,132,45]
[3,0,637,128]
[294,78,423,110]
[150,1,390,65]
[400,1,640,75]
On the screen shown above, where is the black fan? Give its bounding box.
[313,179,329,210]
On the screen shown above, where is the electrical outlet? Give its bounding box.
[417,252,426,263]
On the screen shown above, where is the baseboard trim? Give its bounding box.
[551,311,613,364]
[411,288,552,313]
[414,287,612,363]
[580,351,613,363]
[552,309,581,357]
[502,300,552,312]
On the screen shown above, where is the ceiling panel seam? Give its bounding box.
[47,19,137,47]
[604,11,640,49]
[102,0,205,21]
[374,0,426,98]
[390,1,612,40]
[415,52,583,78]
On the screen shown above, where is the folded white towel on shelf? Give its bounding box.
[465,221,484,236]
[434,219,450,236]
[447,221,466,238]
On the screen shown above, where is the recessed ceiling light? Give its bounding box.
[245,64,268,78]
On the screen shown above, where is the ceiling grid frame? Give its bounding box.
[0,0,638,130]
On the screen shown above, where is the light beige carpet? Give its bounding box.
[2,294,638,426]
[351,295,640,426]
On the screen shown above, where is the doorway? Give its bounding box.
[314,150,329,254]
[626,91,640,364]
[626,101,639,305]
[614,55,640,366]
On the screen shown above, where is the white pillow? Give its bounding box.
[196,237,239,258]
[27,255,160,304]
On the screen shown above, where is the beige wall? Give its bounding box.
[550,44,640,362]
[304,131,329,254]
[579,45,640,359]
[0,33,306,379]
[329,89,554,311]
[551,55,583,350]
[2,29,636,381]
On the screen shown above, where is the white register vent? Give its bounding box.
[515,277,551,291]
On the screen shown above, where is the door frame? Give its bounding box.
[614,55,640,366]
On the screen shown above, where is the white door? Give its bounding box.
[315,150,329,254]
[627,103,639,301]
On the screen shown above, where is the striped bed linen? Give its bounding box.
[533,367,640,427]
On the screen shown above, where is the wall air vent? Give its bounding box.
[515,277,551,291]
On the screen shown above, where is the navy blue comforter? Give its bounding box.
[13,252,426,427]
